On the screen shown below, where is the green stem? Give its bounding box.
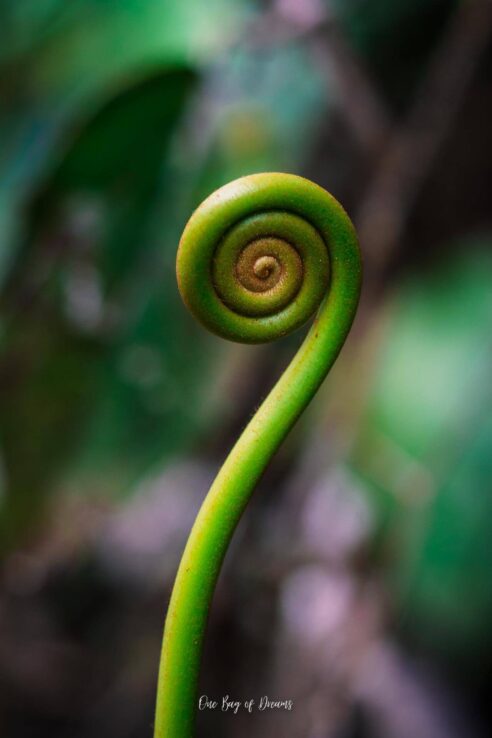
[154,173,362,737]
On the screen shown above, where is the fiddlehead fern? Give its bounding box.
[154,173,362,738]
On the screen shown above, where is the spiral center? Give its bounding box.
[235,237,299,294]
[253,255,278,281]
[210,210,328,322]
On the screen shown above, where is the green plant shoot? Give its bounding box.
[153,172,362,737]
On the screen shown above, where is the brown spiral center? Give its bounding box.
[235,237,300,294]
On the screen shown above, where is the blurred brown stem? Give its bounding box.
[356,0,492,276]
[312,16,392,158]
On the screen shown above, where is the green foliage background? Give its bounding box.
[0,1,491,737]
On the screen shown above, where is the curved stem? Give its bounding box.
[154,176,361,738]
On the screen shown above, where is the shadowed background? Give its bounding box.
[0,1,492,737]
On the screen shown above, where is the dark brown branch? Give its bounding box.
[312,17,392,158]
[356,0,492,276]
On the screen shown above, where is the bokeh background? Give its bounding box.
[1,1,492,737]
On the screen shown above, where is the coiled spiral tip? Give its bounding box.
[177,172,359,344]
[156,172,361,738]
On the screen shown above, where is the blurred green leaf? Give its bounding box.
[0,66,202,543]
[0,0,248,284]
[350,243,492,660]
